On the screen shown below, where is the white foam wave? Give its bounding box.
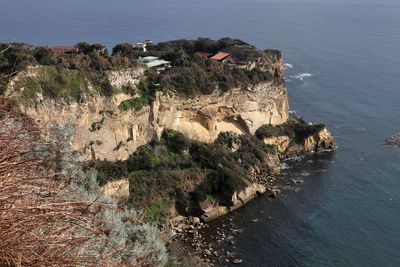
[290,73,313,81]
[284,63,293,70]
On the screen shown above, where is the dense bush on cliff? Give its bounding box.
[141,38,277,96]
[0,42,137,95]
[2,38,282,106]
[0,98,167,266]
[149,37,247,55]
[94,129,278,223]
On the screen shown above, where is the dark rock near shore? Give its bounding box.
[385,134,400,147]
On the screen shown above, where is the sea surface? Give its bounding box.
[2,0,400,266]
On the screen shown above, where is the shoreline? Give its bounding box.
[167,150,335,266]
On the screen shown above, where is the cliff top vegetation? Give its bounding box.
[1,38,283,106]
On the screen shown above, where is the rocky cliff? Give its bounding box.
[12,69,288,161]
[5,41,336,224]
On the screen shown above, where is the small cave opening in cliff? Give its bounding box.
[219,116,250,135]
[194,112,211,130]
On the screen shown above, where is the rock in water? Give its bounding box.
[385,134,400,147]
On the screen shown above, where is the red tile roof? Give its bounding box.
[210,52,230,61]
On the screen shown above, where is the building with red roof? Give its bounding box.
[210,52,230,61]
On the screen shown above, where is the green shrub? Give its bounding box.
[255,124,281,138]
[144,200,172,225]
[282,116,325,144]
[161,129,190,153]
[126,145,160,171]
[93,159,127,185]
[118,95,148,111]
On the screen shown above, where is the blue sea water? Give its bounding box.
[1,0,400,266]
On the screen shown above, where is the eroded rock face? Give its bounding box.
[106,68,145,88]
[263,136,291,153]
[288,127,336,155]
[200,183,266,222]
[19,80,289,161]
[154,82,289,143]
[20,94,155,161]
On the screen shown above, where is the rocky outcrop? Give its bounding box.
[385,134,400,147]
[263,127,336,157]
[106,67,145,88]
[263,135,291,153]
[200,183,266,222]
[100,179,129,202]
[286,127,336,156]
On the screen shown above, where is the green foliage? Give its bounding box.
[216,131,278,171]
[2,38,280,106]
[0,42,139,96]
[144,200,172,225]
[255,124,281,138]
[75,42,107,55]
[93,128,285,219]
[145,54,272,96]
[284,117,325,144]
[139,37,277,96]
[161,129,190,153]
[112,43,143,59]
[126,145,161,171]
[263,144,278,154]
[118,95,148,111]
[91,160,127,186]
[152,37,246,55]
[34,47,58,65]
[12,66,89,102]
[120,85,137,95]
[189,142,249,205]
[95,129,279,218]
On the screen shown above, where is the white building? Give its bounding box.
[138,56,171,72]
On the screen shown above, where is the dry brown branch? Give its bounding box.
[0,97,136,266]
[0,42,14,54]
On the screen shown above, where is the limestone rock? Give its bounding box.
[16,80,289,161]
[106,67,145,88]
[100,178,129,202]
[263,135,290,153]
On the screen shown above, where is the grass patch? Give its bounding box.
[144,200,172,225]
[118,95,148,111]
[13,66,90,102]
